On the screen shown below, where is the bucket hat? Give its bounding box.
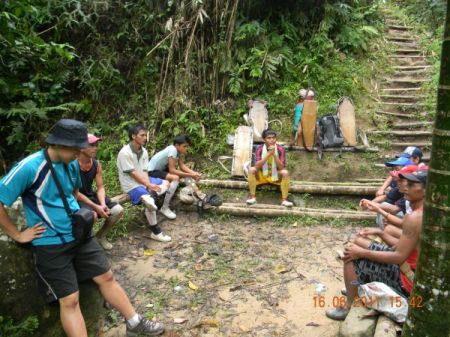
[45,119,88,148]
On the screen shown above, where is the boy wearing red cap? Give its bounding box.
[76,134,124,250]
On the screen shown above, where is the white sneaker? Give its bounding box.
[150,232,172,242]
[98,238,113,250]
[281,200,293,207]
[160,208,176,220]
[141,195,157,211]
[246,197,257,205]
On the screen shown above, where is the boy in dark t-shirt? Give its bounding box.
[76,134,124,250]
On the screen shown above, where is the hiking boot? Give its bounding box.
[160,207,176,220]
[98,238,113,250]
[325,306,349,321]
[150,232,172,242]
[126,316,164,336]
[246,197,257,205]
[141,195,157,211]
[281,200,293,207]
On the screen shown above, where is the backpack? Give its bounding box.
[317,115,344,149]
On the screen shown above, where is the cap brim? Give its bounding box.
[399,173,422,183]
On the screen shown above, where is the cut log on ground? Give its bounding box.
[180,202,376,220]
[198,179,378,195]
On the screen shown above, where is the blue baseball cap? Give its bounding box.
[397,146,423,159]
[385,156,414,167]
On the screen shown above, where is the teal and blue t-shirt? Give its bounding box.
[0,150,81,246]
[293,102,304,132]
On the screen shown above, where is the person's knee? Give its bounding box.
[248,167,257,175]
[93,270,115,285]
[60,292,80,310]
[170,174,180,182]
[280,169,289,178]
[110,204,124,218]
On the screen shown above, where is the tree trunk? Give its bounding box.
[402,3,450,336]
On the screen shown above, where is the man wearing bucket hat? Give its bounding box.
[75,133,124,250]
[0,119,165,336]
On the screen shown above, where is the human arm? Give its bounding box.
[129,171,161,192]
[172,157,201,180]
[0,203,46,243]
[94,162,108,211]
[344,212,421,264]
[253,146,271,170]
[375,176,392,197]
[361,200,403,227]
[75,189,109,218]
[358,228,400,248]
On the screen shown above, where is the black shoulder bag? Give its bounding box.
[44,150,94,243]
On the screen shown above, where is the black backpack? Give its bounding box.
[317,115,344,149]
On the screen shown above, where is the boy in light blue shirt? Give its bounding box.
[148,134,204,216]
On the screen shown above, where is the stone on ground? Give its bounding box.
[339,306,378,337]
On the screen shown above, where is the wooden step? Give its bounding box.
[376,111,415,118]
[380,88,422,92]
[384,78,430,84]
[394,70,428,76]
[367,130,432,136]
[380,94,423,101]
[375,141,432,148]
[392,121,433,129]
[388,25,414,30]
[390,41,417,47]
[389,55,426,59]
[387,37,415,43]
[393,65,432,70]
[393,49,422,54]
[383,102,424,108]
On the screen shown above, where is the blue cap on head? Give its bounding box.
[385,157,414,167]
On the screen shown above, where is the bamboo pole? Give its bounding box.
[198,179,378,195]
[180,203,375,220]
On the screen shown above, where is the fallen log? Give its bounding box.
[224,202,363,214]
[180,203,375,220]
[355,178,385,183]
[198,179,378,195]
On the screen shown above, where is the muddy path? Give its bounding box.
[99,212,363,337]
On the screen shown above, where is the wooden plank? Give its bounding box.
[375,141,432,147]
[379,95,423,100]
[388,25,413,30]
[376,111,415,118]
[392,121,433,129]
[367,130,432,136]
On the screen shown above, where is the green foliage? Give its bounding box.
[0,315,39,337]
[399,0,447,31]
[1,0,384,170]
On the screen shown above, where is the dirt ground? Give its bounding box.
[98,210,365,337]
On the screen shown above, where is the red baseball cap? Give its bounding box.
[390,164,418,178]
[87,133,101,144]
